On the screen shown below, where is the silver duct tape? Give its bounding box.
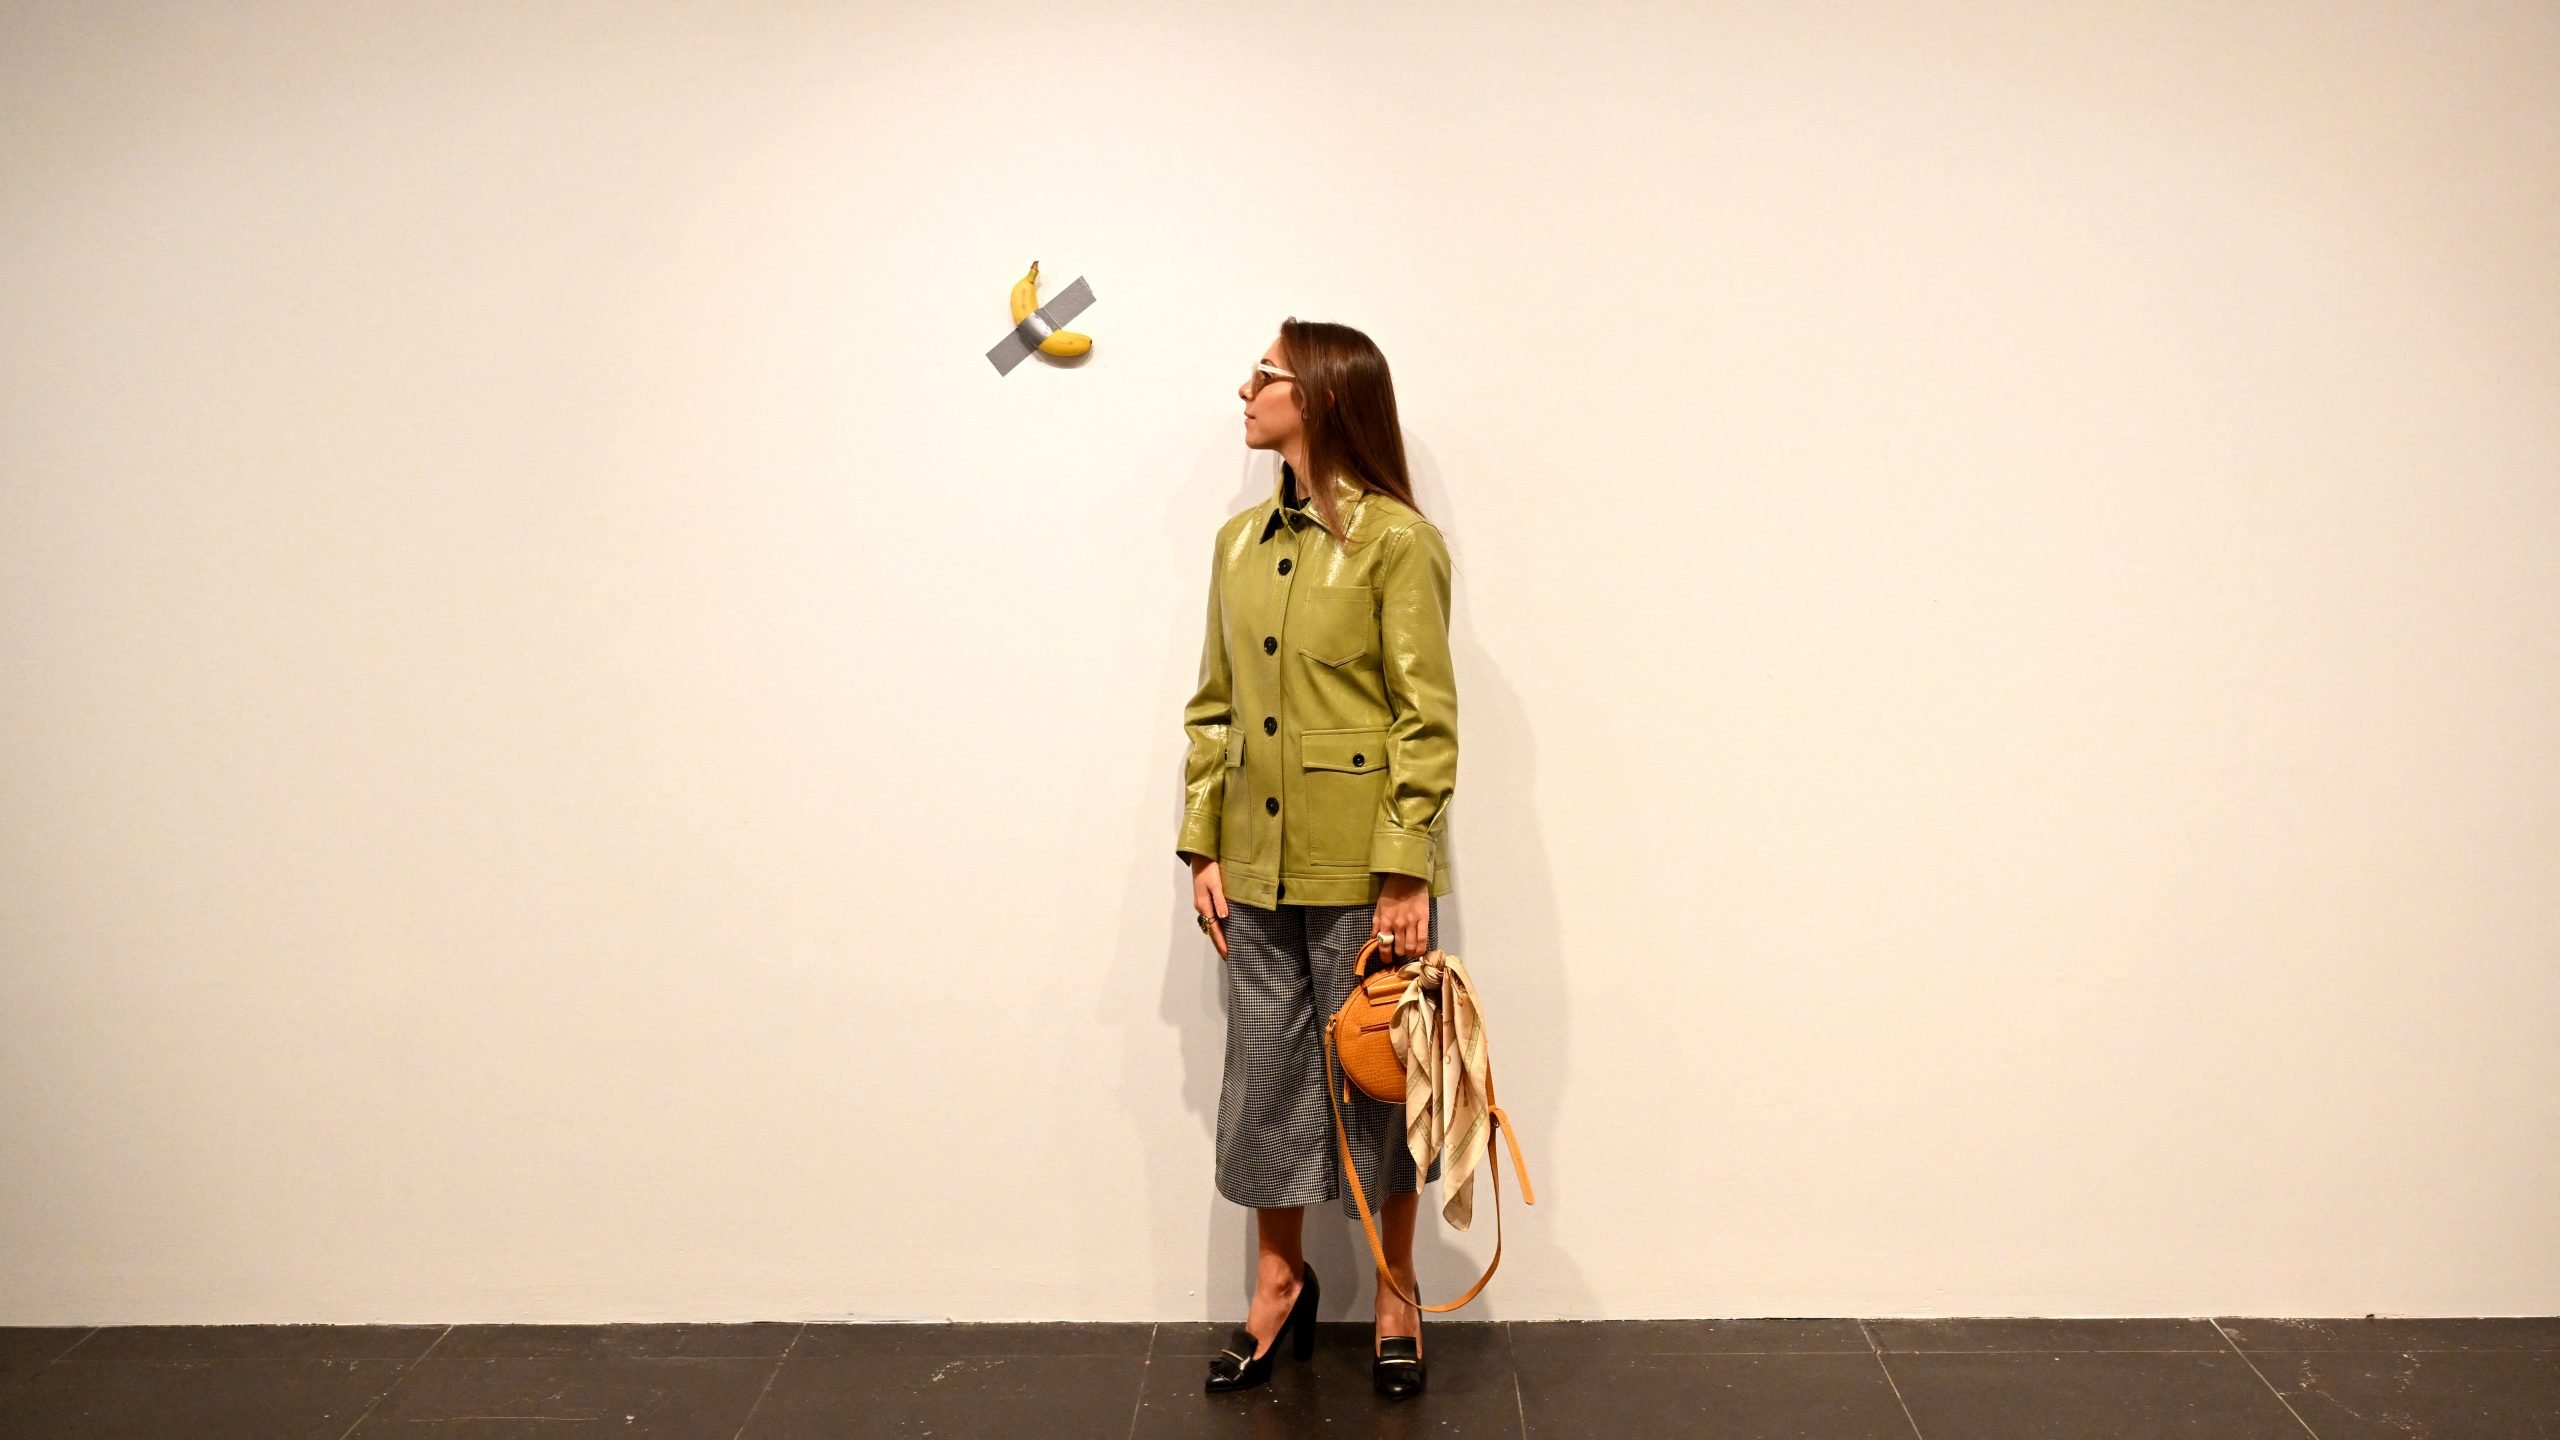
[985,274,1097,375]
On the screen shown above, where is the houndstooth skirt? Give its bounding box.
[1214,893,1444,1218]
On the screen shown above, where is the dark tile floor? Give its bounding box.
[2,1315,2555,1438]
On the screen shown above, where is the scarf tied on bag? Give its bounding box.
[1386,951,1493,1230]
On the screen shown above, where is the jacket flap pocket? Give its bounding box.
[1224,729,1247,767]
[1301,728,1387,773]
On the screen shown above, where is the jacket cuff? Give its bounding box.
[1176,809,1221,863]
[1369,827,1435,879]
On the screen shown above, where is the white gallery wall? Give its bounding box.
[3,0,2555,1324]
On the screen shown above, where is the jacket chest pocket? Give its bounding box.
[1298,725,1388,866]
[1292,585,1375,668]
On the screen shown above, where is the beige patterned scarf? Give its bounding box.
[1386,950,1494,1230]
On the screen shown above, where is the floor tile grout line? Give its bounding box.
[1858,1319,1930,1440]
[1506,1321,1529,1440]
[2210,1318,2326,1440]
[1870,1346,2252,1354]
[1121,1323,1153,1440]
[724,1321,805,1440]
[330,1323,449,1440]
[2197,1344,2559,1355]
[1501,1346,1921,1356]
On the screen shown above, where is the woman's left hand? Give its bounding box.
[1371,872,1432,961]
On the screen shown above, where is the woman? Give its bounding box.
[1176,318,1458,1401]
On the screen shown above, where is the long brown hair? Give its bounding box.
[1276,317,1425,540]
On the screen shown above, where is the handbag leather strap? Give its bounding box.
[1321,962,1536,1312]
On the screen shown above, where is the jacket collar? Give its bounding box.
[1259,460,1375,547]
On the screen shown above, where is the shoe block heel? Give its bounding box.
[1291,1265,1320,1359]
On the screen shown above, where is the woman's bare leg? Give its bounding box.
[1375,1190,1421,1341]
[1243,1204,1307,1355]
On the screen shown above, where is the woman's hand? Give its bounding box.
[1370,872,1431,961]
[1187,853,1230,959]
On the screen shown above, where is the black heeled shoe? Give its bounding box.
[1373,1273,1426,1399]
[1204,1260,1319,1393]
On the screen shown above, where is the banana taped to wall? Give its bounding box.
[985,260,1095,375]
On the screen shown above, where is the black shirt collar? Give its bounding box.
[1261,461,1305,542]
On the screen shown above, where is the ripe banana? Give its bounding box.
[1009,260,1092,358]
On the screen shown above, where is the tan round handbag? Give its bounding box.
[1321,934,1535,1312]
[1327,936,1425,1104]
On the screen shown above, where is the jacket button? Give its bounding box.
[1263,636,1277,654]
[1352,753,1364,766]
[1277,558,1292,574]
[1265,797,1278,815]
[1263,716,1277,734]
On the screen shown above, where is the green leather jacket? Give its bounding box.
[1177,461,1456,907]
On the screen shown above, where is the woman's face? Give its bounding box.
[1238,336,1301,453]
